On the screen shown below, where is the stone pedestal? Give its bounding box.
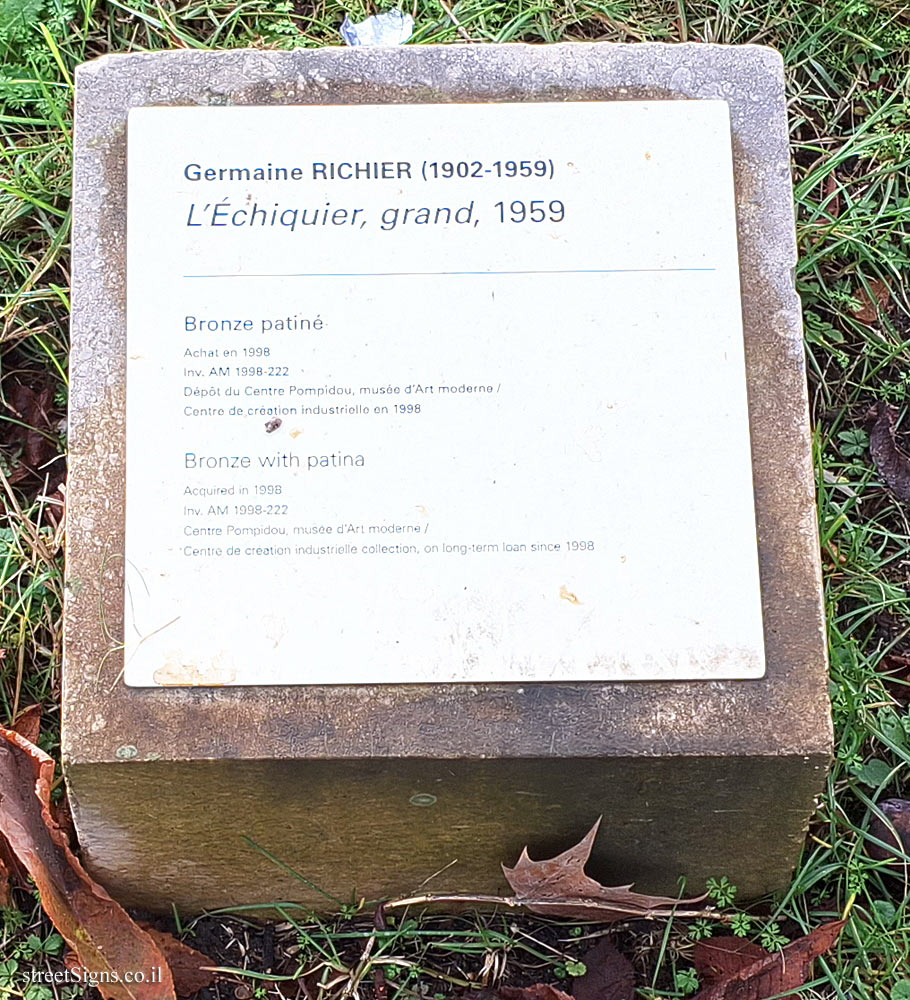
[64,42,831,914]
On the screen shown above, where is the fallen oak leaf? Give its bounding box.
[694,937,766,986]
[690,920,844,1000]
[572,938,635,1000]
[869,403,910,503]
[140,925,218,997]
[0,726,176,1000]
[502,818,707,922]
[381,821,714,922]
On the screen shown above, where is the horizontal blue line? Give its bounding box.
[184,268,717,278]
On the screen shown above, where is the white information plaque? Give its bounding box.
[124,101,765,687]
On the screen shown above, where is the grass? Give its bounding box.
[1,0,910,996]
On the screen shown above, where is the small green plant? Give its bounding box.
[852,758,893,787]
[688,919,714,941]
[0,907,27,934]
[0,0,78,119]
[0,960,19,988]
[845,862,870,894]
[564,961,587,977]
[13,932,64,960]
[24,986,54,1000]
[872,900,897,926]
[730,913,753,938]
[758,922,788,951]
[706,877,738,907]
[838,428,870,458]
[674,968,700,995]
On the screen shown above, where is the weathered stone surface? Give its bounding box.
[65,42,831,914]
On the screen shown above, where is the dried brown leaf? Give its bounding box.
[502,819,706,922]
[852,279,891,325]
[0,694,39,904]
[694,938,767,986]
[870,403,910,502]
[572,939,635,1000]
[0,850,10,907]
[0,726,176,1000]
[140,925,217,997]
[499,985,574,1000]
[822,174,841,220]
[3,382,60,484]
[11,703,42,744]
[866,798,910,862]
[691,921,844,1000]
